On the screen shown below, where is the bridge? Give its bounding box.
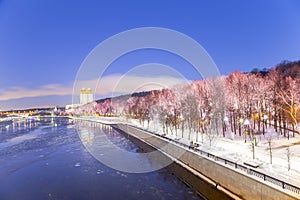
[0,107,64,119]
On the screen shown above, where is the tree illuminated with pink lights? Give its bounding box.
[71,60,300,141]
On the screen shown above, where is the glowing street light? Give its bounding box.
[244,119,250,126]
[224,116,229,122]
[223,116,229,136]
[239,118,244,124]
[244,119,250,143]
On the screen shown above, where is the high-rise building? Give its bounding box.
[80,88,93,105]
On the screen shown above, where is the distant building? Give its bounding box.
[65,104,81,110]
[65,104,81,115]
[80,88,93,105]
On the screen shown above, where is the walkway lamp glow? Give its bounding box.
[244,119,250,125]
[244,119,250,143]
[239,118,244,124]
[224,116,229,122]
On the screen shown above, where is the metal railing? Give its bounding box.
[128,125,300,195]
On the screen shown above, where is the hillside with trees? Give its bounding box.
[72,60,300,140]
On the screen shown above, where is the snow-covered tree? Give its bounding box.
[278,77,300,137]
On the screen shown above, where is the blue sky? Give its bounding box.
[0,0,300,110]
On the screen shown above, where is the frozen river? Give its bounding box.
[0,117,202,200]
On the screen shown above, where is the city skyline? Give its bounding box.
[1,0,300,110]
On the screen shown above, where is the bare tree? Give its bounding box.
[278,77,300,137]
[207,122,217,147]
[181,93,199,140]
[207,76,226,135]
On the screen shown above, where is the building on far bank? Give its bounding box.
[65,104,81,110]
[65,88,94,114]
[80,88,93,105]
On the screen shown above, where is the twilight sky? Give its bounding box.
[0,0,300,110]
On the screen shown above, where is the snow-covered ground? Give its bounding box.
[75,116,300,190]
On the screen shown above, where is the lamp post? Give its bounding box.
[244,118,254,159]
[262,114,268,135]
[223,116,229,137]
[180,115,184,138]
[201,113,206,143]
[244,119,250,143]
[239,118,244,125]
[239,116,244,136]
[163,114,167,134]
[224,116,229,129]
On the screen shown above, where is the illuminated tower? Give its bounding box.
[80,88,93,105]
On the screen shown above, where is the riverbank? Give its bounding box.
[113,124,239,200]
[72,116,300,199]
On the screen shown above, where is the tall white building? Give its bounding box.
[80,88,93,105]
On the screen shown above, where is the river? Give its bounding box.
[0,117,202,200]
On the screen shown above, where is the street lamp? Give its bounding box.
[262,114,268,135]
[180,115,184,138]
[223,116,229,137]
[238,117,244,136]
[264,114,268,122]
[163,114,167,134]
[244,119,250,143]
[200,113,206,143]
[245,118,254,159]
[239,118,244,124]
[224,116,229,123]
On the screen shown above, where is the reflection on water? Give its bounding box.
[0,117,201,200]
[79,128,94,144]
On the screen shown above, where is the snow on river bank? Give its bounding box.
[74,116,300,189]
